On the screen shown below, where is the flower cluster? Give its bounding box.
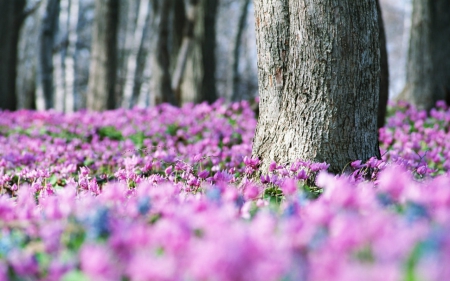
[0,100,449,280]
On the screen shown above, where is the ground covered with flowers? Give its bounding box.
[1,99,450,281]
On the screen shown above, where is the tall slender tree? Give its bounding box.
[401,0,450,110]
[0,0,27,110]
[87,0,120,111]
[150,0,176,105]
[38,0,60,110]
[252,1,381,174]
[376,0,389,129]
[230,0,251,102]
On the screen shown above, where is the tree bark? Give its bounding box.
[0,0,26,110]
[122,0,150,108]
[201,0,218,103]
[402,0,450,110]
[230,0,251,102]
[64,0,80,113]
[252,0,381,175]
[377,0,389,129]
[16,2,43,110]
[87,0,120,111]
[173,0,200,103]
[150,0,176,105]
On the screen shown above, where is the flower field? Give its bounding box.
[1,99,450,281]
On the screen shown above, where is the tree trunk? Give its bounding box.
[16,3,43,110]
[64,0,80,113]
[122,0,150,108]
[38,0,60,110]
[87,0,120,111]
[173,0,200,103]
[230,0,251,102]
[402,0,450,110]
[150,0,176,105]
[377,0,389,129]
[0,0,26,110]
[178,0,218,104]
[252,0,381,175]
[201,0,218,103]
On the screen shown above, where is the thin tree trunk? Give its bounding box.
[230,0,250,102]
[201,0,218,103]
[377,0,389,129]
[54,0,70,112]
[122,0,149,108]
[64,0,79,113]
[16,3,43,110]
[178,0,218,104]
[172,0,200,103]
[132,2,152,107]
[38,0,60,110]
[0,0,26,110]
[87,0,120,111]
[252,0,381,174]
[402,0,450,110]
[150,0,176,105]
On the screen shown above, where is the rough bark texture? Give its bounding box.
[87,0,119,111]
[402,0,450,110]
[377,0,389,129]
[252,0,381,174]
[0,0,26,110]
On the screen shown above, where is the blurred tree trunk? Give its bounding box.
[87,0,120,111]
[230,0,251,102]
[252,0,381,174]
[64,0,80,113]
[377,0,389,129]
[200,0,218,103]
[17,2,44,110]
[401,0,450,110]
[150,0,176,105]
[38,0,60,110]
[0,0,26,110]
[122,0,150,108]
[178,0,218,104]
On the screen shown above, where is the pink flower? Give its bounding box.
[80,244,119,281]
[281,178,298,196]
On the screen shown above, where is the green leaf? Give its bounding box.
[83,158,95,167]
[129,131,145,149]
[49,174,58,186]
[62,270,91,281]
[97,126,123,140]
[166,124,179,136]
[36,252,52,273]
[404,244,422,281]
[228,118,237,126]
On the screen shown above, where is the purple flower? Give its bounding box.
[198,169,210,179]
[281,178,298,196]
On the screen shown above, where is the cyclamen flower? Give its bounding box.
[269,161,278,172]
[281,178,298,196]
[164,166,173,176]
[197,169,209,179]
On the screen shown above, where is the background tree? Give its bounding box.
[252,0,381,174]
[377,0,389,129]
[150,0,176,105]
[0,0,27,110]
[229,0,251,102]
[87,0,119,111]
[399,0,450,110]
